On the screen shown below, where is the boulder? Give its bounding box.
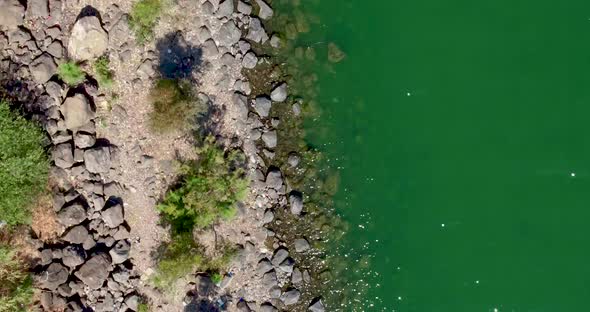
[255,0,273,19]
[232,92,249,120]
[217,0,234,17]
[52,143,74,169]
[262,130,277,148]
[62,245,86,268]
[287,152,300,167]
[46,40,64,58]
[61,94,94,130]
[203,39,219,57]
[30,53,57,83]
[265,169,283,190]
[102,204,124,228]
[260,303,278,312]
[39,263,69,290]
[261,270,278,289]
[254,96,271,117]
[74,253,112,289]
[57,203,86,227]
[291,267,303,285]
[279,257,295,273]
[237,1,252,14]
[242,51,258,69]
[197,26,211,43]
[124,294,139,311]
[217,21,241,47]
[26,0,49,19]
[308,299,325,312]
[246,18,268,43]
[74,132,96,149]
[270,35,281,49]
[289,191,303,215]
[270,83,288,102]
[62,225,90,244]
[84,146,111,173]
[257,258,273,275]
[262,210,274,224]
[294,238,310,252]
[280,289,301,305]
[68,16,108,61]
[271,248,289,266]
[109,240,130,264]
[0,0,25,28]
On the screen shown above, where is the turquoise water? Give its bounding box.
[277,0,590,310]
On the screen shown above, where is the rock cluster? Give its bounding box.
[0,3,139,311]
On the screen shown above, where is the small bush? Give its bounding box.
[0,101,48,225]
[0,245,33,311]
[138,303,150,312]
[57,62,85,86]
[94,56,114,89]
[210,272,222,284]
[149,78,202,134]
[130,0,163,43]
[158,136,248,231]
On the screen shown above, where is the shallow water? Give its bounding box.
[275,0,590,310]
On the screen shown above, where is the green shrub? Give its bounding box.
[158,136,248,232]
[149,78,203,134]
[151,233,235,290]
[0,101,48,225]
[138,303,150,312]
[130,0,163,43]
[210,272,222,284]
[57,62,86,86]
[0,245,33,311]
[94,56,114,89]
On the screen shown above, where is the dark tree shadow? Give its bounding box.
[156,31,203,80]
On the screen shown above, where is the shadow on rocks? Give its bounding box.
[156,31,203,80]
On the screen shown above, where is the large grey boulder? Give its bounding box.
[289,192,303,215]
[57,203,86,227]
[30,53,57,84]
[281,289,301,305]
[217,21,241,47]
[254,96,271,117]
[62,245,86,268]
[52,143,74,169]
[255,0,273,19]
[68,16,108,61]
[246,18,268,43]
[84,146,111,173]
[262,130,277,148]
[270,83,288,102]
[0,0,25,28]
[39,263,69,290]
[62,225,90,244]
[74,253,112,289]
[102,204,124,228]
[61,94,94,130]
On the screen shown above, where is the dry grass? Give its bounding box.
[30,193,63,243]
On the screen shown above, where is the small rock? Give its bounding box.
[221,52,235,66]
[68,16,108,61]
[62,245,86,268]
[308,298,325,312]
[109,240,130,264]
[294,238,310,252]
[0,0,25,27]
[137,59,155,80]
[61,94,94,130]
[262,270,278,289]
[84,146,111,173]
[292,102,302,116]
[217,21,241,47]
[291,268,303,285]
[254,96,271,117]
[257,258,273,275]
[246,18,269,43]
[102,204,124,228]
[74,253,112,289]
[198,26,211,43]
[74,132,96,149]
[287,153,300,167]
[265,169,283,190]
[255,0,273,19]
[271,248,289,266]
[46,40,64,58]
[262,210,274,224]
[26,0,49,19]
[125,294,139,311]
[289,191,303,215]
[262,130,277,148]
[281,289,301,305]
[62,225,90,244]
[39,263,69,290]
[202,1,215,15]
[217,0,234,17]
[279,258,295,273]
[57,203,86,227]
[270,35,281,49]
[52,143,74,169]
[232,92,249,120]
[238,40,251,54]
[237,1,252,14]
[260,303,278,312]
[30,53,57,84]
[242,51,258,69]
[270,83,288,102]
[203,39,219,57]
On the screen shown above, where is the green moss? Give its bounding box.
[130,0,163,43]
[57,62,85,86]
[0,245,33,311]
[0,100,48,226]
[94,56,114,89]
[158,135,248,232]
[210,272,222,284]
[137,303,150,312]
[149,78,204,134]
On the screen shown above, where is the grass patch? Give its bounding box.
[0,100,48,226]
[0,245,33,312]
[158,135,248,232]
[138,302,150,312]
[151,233,235,289]
[57,61,85,86]
[130,0,163,43]
[149,78,204,134]
[94,56,114,89]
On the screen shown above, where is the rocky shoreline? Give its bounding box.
[0,0,329,311]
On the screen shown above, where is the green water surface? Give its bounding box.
[285,0,590,311]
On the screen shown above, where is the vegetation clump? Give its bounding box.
[0,100,48,225]
[148,78,203,134]
[158,136,248,231]
[94,56,114,88]
[57,61,86,86]
[130,0,163,43]
[0,245,33,311]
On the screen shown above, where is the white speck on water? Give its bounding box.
[475,280,480,284]
[398,296,402,300]
[494,309,498,312]
[406,92,412,96]
[441,223,445,227]
[571,172,576,177]
[358,224,365,229]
